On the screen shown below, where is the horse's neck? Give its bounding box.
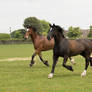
[54,34,65,44]
[30,32,40,43]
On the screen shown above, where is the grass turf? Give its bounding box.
[0,44,92,92]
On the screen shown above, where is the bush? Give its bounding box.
[11,29,26,39]
[87,26,92,38]
[67,26,82,38]
[0,33,10,40]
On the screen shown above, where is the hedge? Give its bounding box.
[0,33,10,40]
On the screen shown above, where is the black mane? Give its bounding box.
[54,25,65,38]
[55,25,64,34]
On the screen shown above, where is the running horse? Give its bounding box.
[47,24,92,78]
[24,26,75,67]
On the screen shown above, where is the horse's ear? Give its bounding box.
[53,23,55,27]
[49,24,52,27]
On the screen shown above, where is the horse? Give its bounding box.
[24,26,75,67]
[47,24,92,78]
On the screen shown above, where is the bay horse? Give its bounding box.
[47,24,92,78]
[24,26,75,67]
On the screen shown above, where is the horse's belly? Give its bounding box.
[54,49,67,57]
[69,51,82,56]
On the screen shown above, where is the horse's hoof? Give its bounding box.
[44,61,49,67]
[70,68,74,71]
[48,73,53,79]
[29,63,33,67]
[81,70,86,77]
[29,61,35,67]
[69,66,74,71]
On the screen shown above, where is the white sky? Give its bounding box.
[0,0,92,33]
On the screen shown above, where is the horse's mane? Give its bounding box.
[32,27,42,36]
[55,25,64,33]
[55,25,65,37]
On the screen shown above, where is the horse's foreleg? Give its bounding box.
[39,53,49,67]
[30,53,36,67]
[48,55,58,79]
[81,57,89,77]
[62,56,74,71]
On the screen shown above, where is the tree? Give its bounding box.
[87,26,92,38]
[0,33,10,40]
[40,20,50,35]
[23,17,42,33]
[67,26,82,38]
[11,29,26,39]
[23,17,50,35]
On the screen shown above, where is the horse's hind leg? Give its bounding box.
[89,57,92,68]
[81,56,90,77]
[30,53,36,67]
[39,53,49,66]
[62,56,74,71]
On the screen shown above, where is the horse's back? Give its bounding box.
[76,39,92,50]
[69,39,92,56]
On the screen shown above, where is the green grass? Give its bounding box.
[0,44,92,92]
[0,44,34,59]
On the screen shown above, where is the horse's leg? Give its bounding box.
[81,57,90,77]
[62,56,74,71]
[69,57,76,65]
[48,55,58,79]
[81,52,90,77]
[39,53,49,66]
[30,53,36,67]
[89,57,92,68]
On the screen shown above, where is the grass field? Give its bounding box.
[0,44,92,92]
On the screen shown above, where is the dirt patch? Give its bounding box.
[0,57,31,62]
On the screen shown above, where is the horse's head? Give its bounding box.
[47,24,64,40]
[24,26,33,39]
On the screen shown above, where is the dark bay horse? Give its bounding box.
[47,24,92,78]
[24,26,75,67]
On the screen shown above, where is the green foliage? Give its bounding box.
[23,17,50,34]
[23,17,42,33]
[67,26,82,38]
[11,29,26,39]
[0,33,10,40]
[40,20,50,35]
[87,26,92,38]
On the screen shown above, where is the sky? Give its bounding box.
[0,0,92,33]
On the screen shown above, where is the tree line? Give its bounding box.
[0,17,92,40]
